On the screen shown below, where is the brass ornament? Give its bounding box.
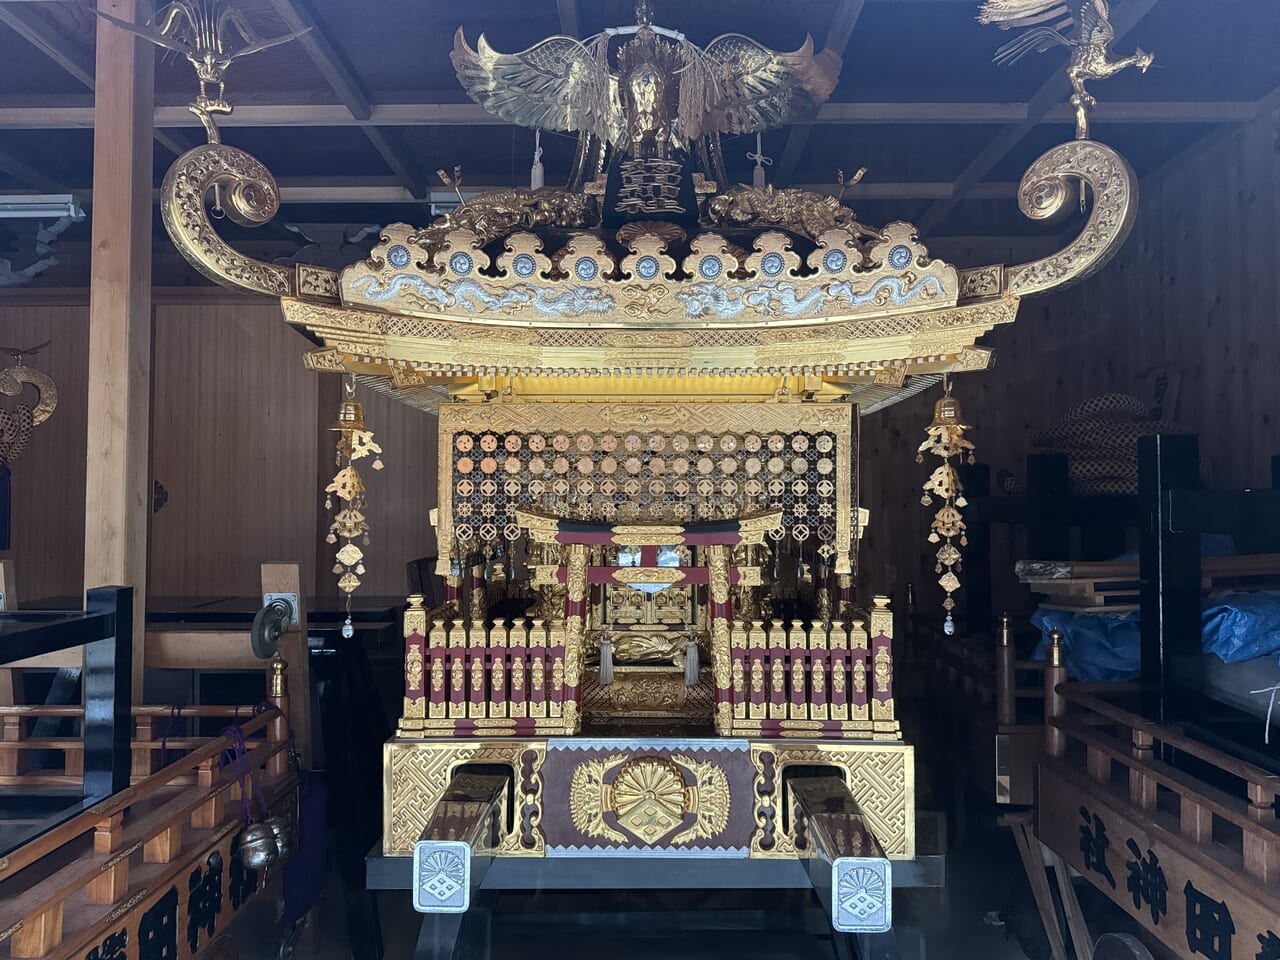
[0,349,58,468]
[568,754,731,847]
[916,378,975,633]
[979,0,1154,141]
[326,377,384,622]
[451,3,840,160]
[97,1,309,143]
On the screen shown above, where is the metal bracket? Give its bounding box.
[263,592,299,626]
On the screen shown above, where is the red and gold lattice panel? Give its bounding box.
[438,403,857,572]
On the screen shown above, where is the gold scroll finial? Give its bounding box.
[270,654,288,697]
[96,2,310,143]
[978,0,1154,140]
[635,0,654,26]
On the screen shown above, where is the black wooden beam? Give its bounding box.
[267,0,427,197]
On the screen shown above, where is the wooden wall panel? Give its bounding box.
[149,301,321,598]
[0,303,89,603]
[860,113,1280,620]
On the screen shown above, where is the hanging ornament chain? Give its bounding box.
[917,375,975,635]
[324,375,384,637]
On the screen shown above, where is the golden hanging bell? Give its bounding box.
[928,393,969,431]
[332,399,366,432]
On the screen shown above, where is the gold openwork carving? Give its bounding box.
[568,754,731,847]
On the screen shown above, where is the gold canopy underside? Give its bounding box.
[285,294,1012,406]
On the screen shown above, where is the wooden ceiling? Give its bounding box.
[0,0,1277,275]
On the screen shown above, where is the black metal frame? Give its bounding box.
[0,585,132,858]
[1137,435,1280,732]
[367,848,944,960]
[958,453,1140,637]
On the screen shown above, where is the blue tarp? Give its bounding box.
[1031,589,1280,680]
[1030,608,1141,681]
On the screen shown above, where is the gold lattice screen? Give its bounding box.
[437,403,858,572]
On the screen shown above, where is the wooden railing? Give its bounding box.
[398,597,574,737]
[1034,643,1280,957]
[0,704,265,787]
[1046,674,1280,884]
[0,669,296,960]
[725,597,898,739]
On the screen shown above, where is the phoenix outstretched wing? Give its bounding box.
[452,29,619,144]
[690,33,841,138]
[978,0,1094,64]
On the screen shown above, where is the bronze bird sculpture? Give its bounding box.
[451,0,841,170]
[97,1,309,143]
[978,0,1154,139]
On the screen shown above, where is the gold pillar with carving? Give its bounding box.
[563,542,589,734]
[706,544,734,736]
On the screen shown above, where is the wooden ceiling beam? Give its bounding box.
[774,0,867,186]
[556,0,581,37]
[1145,81,1280,188]
[0,143,68,193]
[0,99,1256,130]
[0,3,190,156]
[266,0,427,197]
[35,178,1021,206]
[917,0,1161,233]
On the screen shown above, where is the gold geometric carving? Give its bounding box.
[749,741,914,859]
[302,348,348,372]
[384,740,546,856]
[281,295,1017,382]
[297,264,340,301]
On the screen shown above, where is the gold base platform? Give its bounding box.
[384,736,914,860]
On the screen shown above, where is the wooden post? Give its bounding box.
[996,613,1017,726]
[0,559,15,705]
[1137,434,1201,725]
[86,813,128,904]
[1044,629,1067,758]
[83,0,155,700]
[260,563,311,767]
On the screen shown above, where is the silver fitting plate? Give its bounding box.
[263,592,299,625]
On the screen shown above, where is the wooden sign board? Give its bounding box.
[1038,760,1280,960]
